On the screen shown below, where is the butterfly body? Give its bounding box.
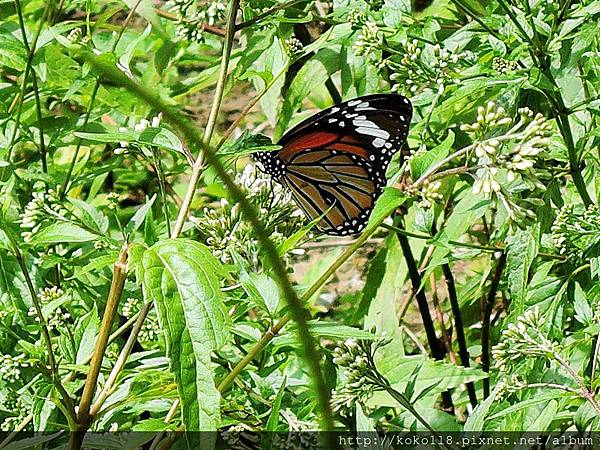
[254,94,412,236]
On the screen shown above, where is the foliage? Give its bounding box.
[0,0,599,447]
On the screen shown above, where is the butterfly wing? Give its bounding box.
[254,93,412,236]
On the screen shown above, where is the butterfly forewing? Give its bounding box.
[254,93,412,236]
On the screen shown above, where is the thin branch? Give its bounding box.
[170,0,240,237]
[154,8,227,37]
[149,399,180,450]
[72,245,128,443]
[481,252,506,398]
[217,209,390,392]
[216,63,289,149]
[14,0,47,172]
[89,301,152,417]
[394,220,454,412]
[4,1,50,173]
[441,263,478,407]
[2,229,76,422]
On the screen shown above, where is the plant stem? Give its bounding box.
[495,0,531,44]
[4,0,50,176]
[14,0,47,172]
[441,263,478,407]
[481,252,506,398]
[148,399,180,450]
[89,301,152,418]
[154,8,227,37]
[3,228,76,421]
[171,0,240,237]
[449,0,506,45]
[591,319,600,387]
[218,200,401,393]
[499,0,592,206]
[394,220,454,411]
[79,16,338,445]
[73,245,128,436]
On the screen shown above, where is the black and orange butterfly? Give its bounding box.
[253,93,412,236]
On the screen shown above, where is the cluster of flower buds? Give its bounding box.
[139,314,162,344]
[192,164,304,266]
[331,339,376,413]
[169,0,227,43]
[492,57,520,74]
[115,115,161,154]
[20,188,68,243]
[0,354,30,383]
[389,41,463,95]
[0,395,31,431]
[284,37,304,59]
[496,373,527,399]
[331,337,391,414]
[353,21,382,57]
[460,102,512,138]
[492,306,561,373]
[38,286,64,303]
[348,9,368,29]
[106,192,120,210]
[551,203,600,260]
[415,179,443,208]
[67,28,89,45]
[47,307,71,331]
[122,297,140,319]
[461,103,552,222]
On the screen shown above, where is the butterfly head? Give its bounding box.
[253,151,285,180]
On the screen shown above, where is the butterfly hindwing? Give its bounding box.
[254,93,412,236]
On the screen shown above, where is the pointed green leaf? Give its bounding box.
[142,239,229,441]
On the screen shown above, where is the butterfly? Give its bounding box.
[253,93,412,236]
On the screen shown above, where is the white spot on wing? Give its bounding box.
[373,138,386,148]
[356,127,390,139]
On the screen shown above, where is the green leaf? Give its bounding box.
[272,321,376,349]
[3,432,63,450]
[464,384,500,431]
[142,239,229,439]
[410,131,454,179]
[232,250,281,314]
[33,222,97,245]
[138,127,184,155]
[425,189,491,275]
[506,225,538,313]
[265,376,286,432]
[75,305,100,364]
[365,187,407,233]
[276,48,340,138]
[124,194,156,237]
[487,392,563,421]
[573,282,593,325]
[74,130,137,143]
[353,244,387,322]
[529,400,558,431]
[356,403,386,449]
[0,23,27,71]
[373,354,486,405]
[218,132,280,157]
[69,197,109,234]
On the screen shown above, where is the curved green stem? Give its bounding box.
[79,42,338,445]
